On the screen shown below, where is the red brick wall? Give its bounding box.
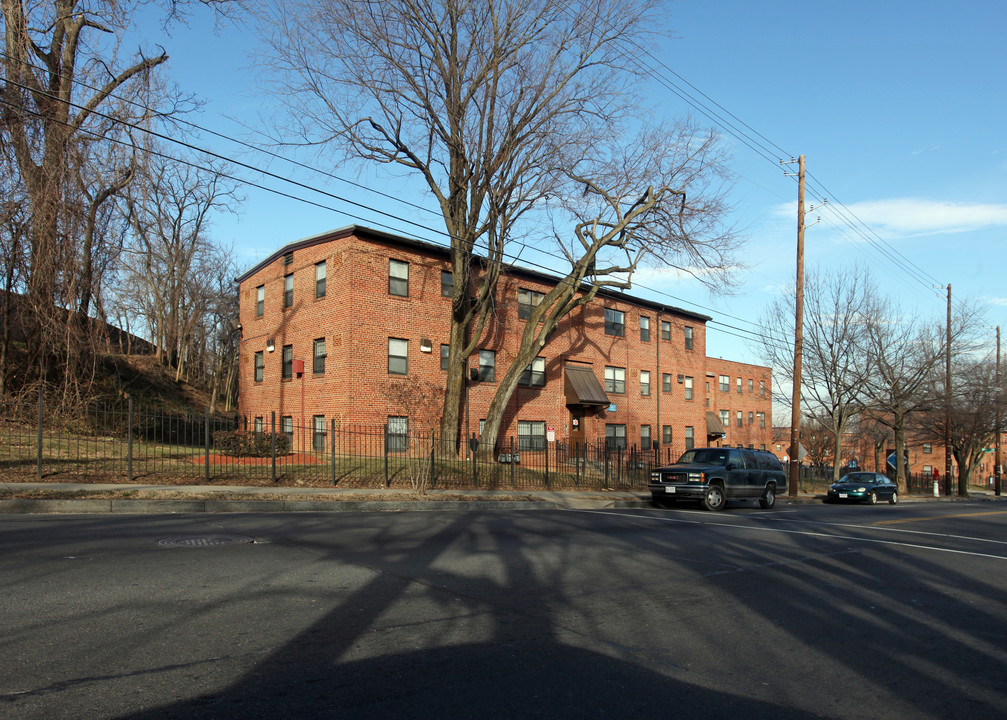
[238,229,774,457]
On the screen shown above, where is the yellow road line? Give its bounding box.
[874,510,1007,525]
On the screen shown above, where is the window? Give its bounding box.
[387,416,408,452]
[255,285,264,317]
[760,380,766,397]
[684,376,693,400]
[284,274,293,308]
[315,261,326,298]
[605,424,627,451]
[923,442,933,454]
[720,409,729,427]
[283,251,293,267]
[518,289,545,319]
[282,345,293,379]
[389,259,409,296]
[441,344,450,371]
[684,326,694,350]
[719,375,729,392]
[520,357,546,386]
[441,270,454,298]
[685,426,695,450]
[604,366,626,394]
[604,308,625,337]
[640,316,650,342]
[923,464,933,477]
[663,425,673,445]
[312,415,326,452]
[737,377,743,394]
[388,338,408,375]
[640,370,651,396]
[518,421,547,451]
[641,425,652,451]
[478,350,496,381]
[758,412,766,428]
[281,416,293,444]
[254,351,264,382]
[661,320,671,341]
[254,416,263,433]
[313,338,326,374]
[662,373,672,393]
[737,411,743,427]
[748,379,754,393]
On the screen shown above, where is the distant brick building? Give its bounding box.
[236,226,773,456]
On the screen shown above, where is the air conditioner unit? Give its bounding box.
[677,374,685,383]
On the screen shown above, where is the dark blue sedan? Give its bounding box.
[825,472,898,505]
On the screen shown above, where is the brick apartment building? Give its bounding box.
[236,225,774,456]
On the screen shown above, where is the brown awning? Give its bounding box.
[706,411,726,437]
[565,366,610,406]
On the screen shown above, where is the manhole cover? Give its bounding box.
[155,535,255,547]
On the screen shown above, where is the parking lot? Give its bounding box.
[2,501,1005,719]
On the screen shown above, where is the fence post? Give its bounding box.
[383,424,390,488]
[331,419,337,485]
[271,411,277,483]
[127,397,134,482]
[575,441,580,488]
[604,443,610,489]
[510,437,516,488]
[429,432,437,490]
[36,384,43,479]
[544,439,549,488]
[204,407,211,483]
[471,434,478,487]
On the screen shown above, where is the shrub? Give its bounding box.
[213,429,290,457]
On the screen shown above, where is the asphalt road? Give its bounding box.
[2,502,1006,719]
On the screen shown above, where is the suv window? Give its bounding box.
[757,452,783,471]
[677,448,729,465]
[742,450,758,468]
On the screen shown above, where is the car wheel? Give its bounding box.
[703,484,726,512]
[889,491,898,505]
[868,491,878,505]
[759,485,776,509]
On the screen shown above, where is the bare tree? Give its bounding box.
[758,264,876,482]
[383,377,445,495]
[262,0,739,453]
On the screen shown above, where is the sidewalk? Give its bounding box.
[1,481,1001,514]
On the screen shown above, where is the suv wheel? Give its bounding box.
[759,484,776,510]
[703,484,727,512]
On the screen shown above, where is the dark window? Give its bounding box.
[281,416,293,444]
[313,338,326,374]
[479,350,496,382]
[605,424,627,451]
[737,377,743,394]
[604,308,625,337]
[520,357,546,386]
[684,325,694,350]
[388,416,408,452]
[312,415,326,452]
[440,344,450,371]
[389,259,409,296]
[254,416,263,433]
[640,370,651,396]
[684,376,693,400]
[441,270,454,298]
[284,274,293,308]
[518,421,546,451]
[736,411,743,427]
[315,261,326,298]
[641,425,652,451]
[748,379,754,393]
[388,338,408,375]
[255,285,264,317]
[663,425,673,445]
[748,411,754,425]
[662,373,672,393]
[661,320,671,341]
[923,442,932,454]
[685,426,695,450]
[640,316,650,342]
[760,380,766,396]
[518,289,544,319]
[254,351,264,382]
[282,345,293,379]
[719,375,729,392]
[720,410,729,427]
[604,366,625,394]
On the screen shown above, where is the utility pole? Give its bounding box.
[944,284,952,496]
[783,155,806,497]
[996,325,1001,496]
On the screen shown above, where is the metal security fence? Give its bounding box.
[1,394,670,490]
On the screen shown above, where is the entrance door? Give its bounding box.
[569,410,586,446]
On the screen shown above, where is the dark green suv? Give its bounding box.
[649,447,787,511]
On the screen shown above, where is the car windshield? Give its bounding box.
[844,473,876,484]
[677,449,729,466]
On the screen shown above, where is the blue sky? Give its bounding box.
[145,0,1007,371]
